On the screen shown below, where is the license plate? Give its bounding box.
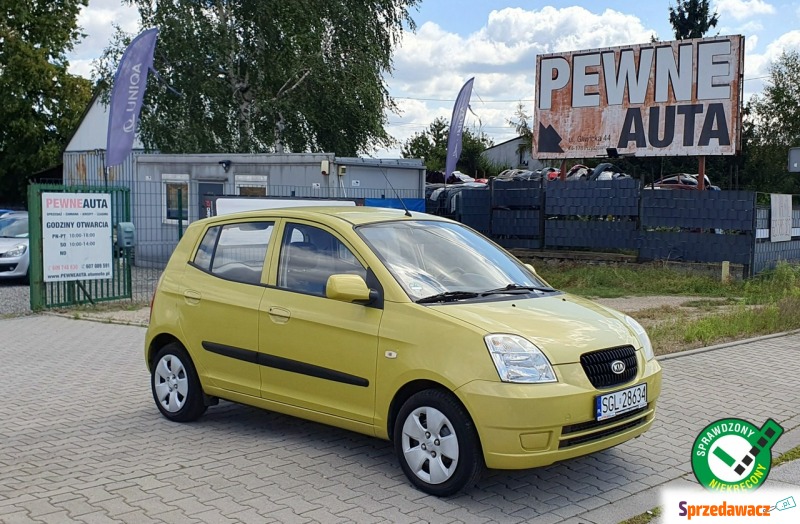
[595,383,647,421]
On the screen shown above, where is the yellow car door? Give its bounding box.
[180,221,275,397]
[258,220,382,424]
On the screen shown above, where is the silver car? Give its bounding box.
[0,211,29,281]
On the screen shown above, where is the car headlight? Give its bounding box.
[484,334,557,383]
[0,244,27,257]
[625,315,654,361]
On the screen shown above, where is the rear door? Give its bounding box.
[179,220,275,397]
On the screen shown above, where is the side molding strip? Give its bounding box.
[201,341,369,387]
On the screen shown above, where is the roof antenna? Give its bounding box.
[379,167,412,217]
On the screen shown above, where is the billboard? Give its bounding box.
[533,35,743,159]
[42,193,113,282]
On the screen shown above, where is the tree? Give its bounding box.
[0,0,92,204]
[401,118,448,171]
[97,0,419,156]
[401,117,494,176]
[460,128,495,177]
[668,0,719,40]
[742,50,800,193]
[508,102,533,158]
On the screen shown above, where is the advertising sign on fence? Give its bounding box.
[534,35,743,158]
[770,194,793,242]
[41,193,113,282]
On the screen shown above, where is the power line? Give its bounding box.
[393,75,772,103]
[387,122,513,129]
[394,97,534,103]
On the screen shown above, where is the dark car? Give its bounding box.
[650,174,719,190]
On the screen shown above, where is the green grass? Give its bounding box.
[681,298,800,345]
[618,507,661,524]
[744,262,800,304]
[644,296,800,355]
[774,445,800,467]
[538,261,800,355]
[539,262,744,298]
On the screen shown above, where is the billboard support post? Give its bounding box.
[698,156,706,190]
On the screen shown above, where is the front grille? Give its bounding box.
[562,406,648,436]
[559,414,648,448]
[580,345,637,388]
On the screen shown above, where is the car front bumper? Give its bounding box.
[455,359,661,470]
[0,253,29,279]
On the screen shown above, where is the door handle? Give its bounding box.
[268,306,291,324]
[183,290,201,305]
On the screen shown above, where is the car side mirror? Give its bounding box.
[525,263,552,287]
[326,274,373,303]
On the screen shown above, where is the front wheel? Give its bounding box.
[151,343,207,422]
[394,389,484,496]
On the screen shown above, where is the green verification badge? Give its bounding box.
[692,418,783,491]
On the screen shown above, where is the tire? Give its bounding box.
[393,389,484,496]
[151,342,207,422]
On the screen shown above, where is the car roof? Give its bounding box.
[204,206,451,227]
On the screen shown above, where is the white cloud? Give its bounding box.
[381,6,656,155]
[68,0,140,79]
[741,31,800,99]
[69,58,94,79]
[714,0,775,21]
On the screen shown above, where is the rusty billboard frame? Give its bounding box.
[533,35,744,159]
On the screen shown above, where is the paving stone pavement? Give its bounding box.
[1,316,798,524]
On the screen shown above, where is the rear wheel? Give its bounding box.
[151,343,207,422]
[394,389,483,496]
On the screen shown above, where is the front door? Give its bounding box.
[258,221,382,423]
[198,182,224,220]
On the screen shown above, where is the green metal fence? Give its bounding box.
[27,184,134,310]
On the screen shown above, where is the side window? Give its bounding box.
[235,174,268,196]
[193,222,274,285]
[277,223,366,296]
[193,226,220,271]
[162,174,189,223]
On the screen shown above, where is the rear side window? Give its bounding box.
[193,226,220,271]
[193,222,274,285]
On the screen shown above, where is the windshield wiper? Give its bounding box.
[416,291,480,304]
[480,284,557,296]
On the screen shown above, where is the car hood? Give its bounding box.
[430,293,639,364]
[0,237,29,251]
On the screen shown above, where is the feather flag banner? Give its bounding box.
[106,28,159,167]
[445,77,475,178]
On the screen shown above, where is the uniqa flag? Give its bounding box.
[445,77,475,178]
[106,28,159,167]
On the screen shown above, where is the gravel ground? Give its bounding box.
[0,280,30,316]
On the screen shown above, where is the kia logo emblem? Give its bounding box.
[611,360,626,374]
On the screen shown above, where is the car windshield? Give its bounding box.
[0,215,28,238]
[357,220,553,302]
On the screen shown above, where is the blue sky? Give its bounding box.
[70,1,800,157]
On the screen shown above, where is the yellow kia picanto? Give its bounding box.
[145,206,661,496]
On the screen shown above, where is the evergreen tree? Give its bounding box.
[401,117,494,177]
[668,0,719,40]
